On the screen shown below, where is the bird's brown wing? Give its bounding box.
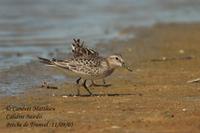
[62,57,103,75]
[71,38,99,58]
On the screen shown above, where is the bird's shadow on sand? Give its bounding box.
[63,93,142,97]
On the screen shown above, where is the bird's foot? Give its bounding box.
[90,80,111,87]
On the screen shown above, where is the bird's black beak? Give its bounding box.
[122,62,132,72]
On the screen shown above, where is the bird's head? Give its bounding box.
[107,54,132,71]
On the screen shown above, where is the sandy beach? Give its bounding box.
[0,23,200,133]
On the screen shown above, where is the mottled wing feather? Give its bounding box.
[63,57,103,75]
[71,38,99,58]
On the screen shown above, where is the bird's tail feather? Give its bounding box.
[38,57,55,66]
[38,57,69,69]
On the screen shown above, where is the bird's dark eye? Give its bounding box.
[115,57,119,60]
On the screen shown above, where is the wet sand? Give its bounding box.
[1,23,200,133]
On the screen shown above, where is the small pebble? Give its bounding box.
[111,125,120,129]
[162,57,166,60]
[182,108,186,112]
[67,111,75,114]
[179,49,185,54]
[62,95,68,98]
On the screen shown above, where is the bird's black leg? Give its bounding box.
[75,77,81,96]
[83,80,93,95]
[76,77,82,84]
[76,88,80,96]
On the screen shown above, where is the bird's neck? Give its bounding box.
[103,59,117,70]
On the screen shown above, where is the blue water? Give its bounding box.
[1,0,200,95]
[1,0,200,69]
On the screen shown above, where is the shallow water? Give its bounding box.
[1,0,200,95]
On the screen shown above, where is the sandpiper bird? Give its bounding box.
[38,39,132,95]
